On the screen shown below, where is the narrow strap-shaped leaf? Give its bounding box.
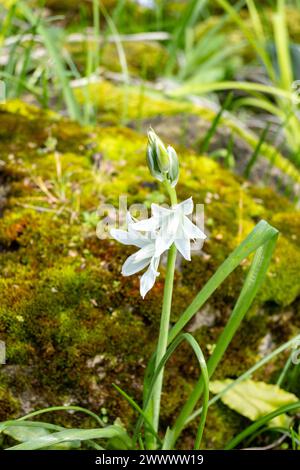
[225,402,300,449]
[246,0,266,44]
[244,122,270,179]
[199,92,233,153]
[216,0,275,80]
[168,221,278,447]
[136,333,209,450]
[0,420,103,450]
[272,0,293,91]
[2,405,104,427]
[186,335,209,450]
[169,220,278,343]
[6,425,131,451]
[112,383,162,446]
[165,0,207,75]
[142,352,156,409]
[0,420,65,434]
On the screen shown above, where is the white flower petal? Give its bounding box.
[110,228,135,245]
[183,216,206,240]
[140,257,160,298]
[191,238,205,251]
[151,203,171,218]
[176,197,193,215]
[128,225,149,248]
[110,228,148,249]
[121,251,151,276]
[165,214,180,238]
[133,243,155,261]
[154,232,174,257]
[110,212,151,248]
[175,236,191,261]
[132,216,158,232]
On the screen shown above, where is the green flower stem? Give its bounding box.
[150,181,177,448]
[164,180,178,207]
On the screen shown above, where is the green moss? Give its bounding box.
[0,388,20,421]
[271,211,300,244]
[76,80,196,126]
[70,41,169,81]
[200,403,248,450]
[104,42,169,80]
[0,100,299,449]
[260,236,300,306]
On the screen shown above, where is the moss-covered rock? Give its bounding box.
[69,40,169,81]
[0,99,299,449]
[0,387,20,421]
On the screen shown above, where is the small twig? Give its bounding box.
[3,31,170,48]
[242,433,288,450]
[15,203,57,213]
[34,176,59,203]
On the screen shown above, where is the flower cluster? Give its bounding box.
[111,198,206,298]
[110,129,206,298]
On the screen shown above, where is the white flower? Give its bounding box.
[110,198,206,298]
[110,213,160,298]
[132,197,206,261]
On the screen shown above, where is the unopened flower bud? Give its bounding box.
[146,128,179,187]
[166,145,179,187]
[146,142,164,182]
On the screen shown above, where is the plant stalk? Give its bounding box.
[148,182,177,448]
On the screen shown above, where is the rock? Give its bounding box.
[187,305,219,331]
[0,99,299,448]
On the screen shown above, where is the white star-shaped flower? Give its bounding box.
[132,197,206,261]
[110,198,206,298]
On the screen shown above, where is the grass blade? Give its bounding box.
[169,80,295,101]
[246,0,266,44]
[112,383,161,446]
[216,0,275,81]
[137,333,209,450]
[0,420,65,434]
[272,0,293,90]
[165,0,207,75]
[244,121,270,178]
[11,405,104,427]
[199,92,233,153]
[225,402,300,449]
[5,425,131,451]
[98,1,129,124]
[168,220,278,343]
[18,1,81,122]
